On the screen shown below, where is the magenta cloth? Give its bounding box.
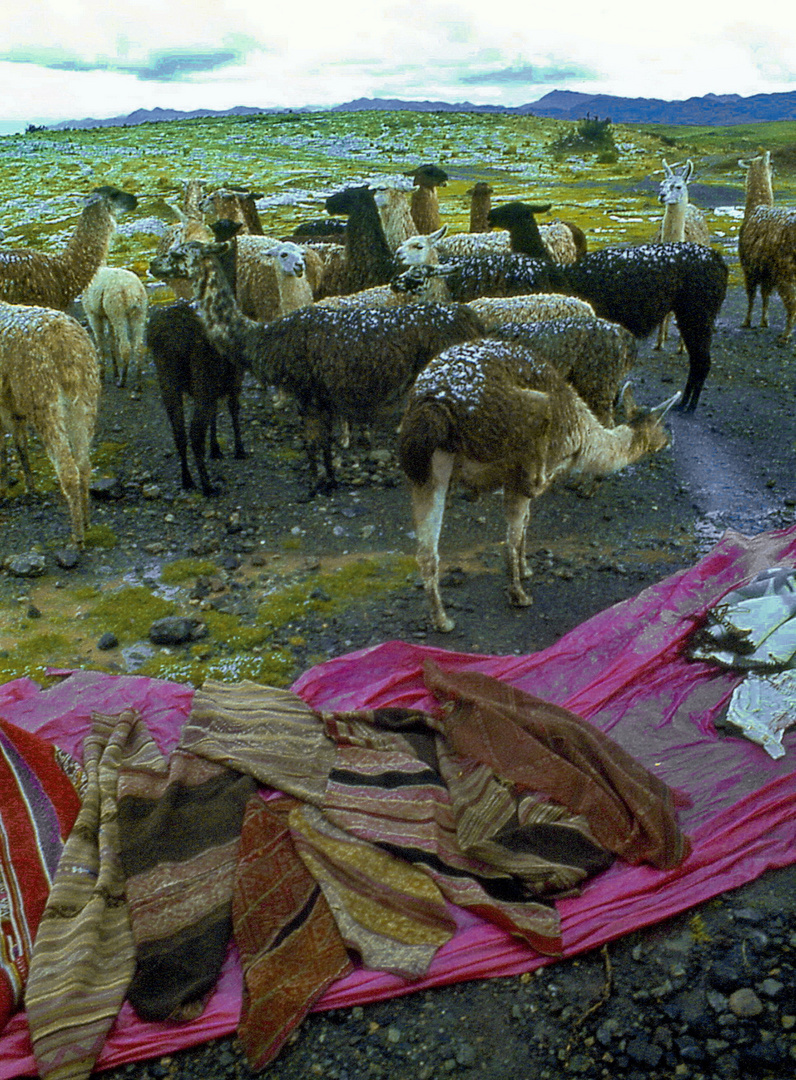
[1,525,796,1078]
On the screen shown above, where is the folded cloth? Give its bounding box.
[0,719,83,1027]
[118,749,258,1022]
[422,661,692,871]
[233,796,353,1070]
[24,711,150,1080]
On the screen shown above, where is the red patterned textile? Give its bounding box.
[233,796,353,1068]
[0,718,82,1027]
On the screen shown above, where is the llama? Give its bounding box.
[157,180,215,301]
[398,339,678,631]
[320,185,396,297]
[0,300,100,546]
[468,182,493,233]
[486,316,638,427]
[651,160,711,350]
[146,238,246,496]
[374,183,418,250]
[148,240,484,494]
[146,302,246,496]
[82,266,148,389]
[202,187,264,234]
[235,239,315,322]
[395,227,564,299]
[0,187,138,311]
[487,201,728,411]
[738,150,796,345]
[410,165,448,234]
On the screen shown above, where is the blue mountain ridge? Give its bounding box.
[46,88,796,130]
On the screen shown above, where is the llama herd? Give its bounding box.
[0,151,794,631]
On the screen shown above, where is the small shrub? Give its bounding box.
[551,114,617,158]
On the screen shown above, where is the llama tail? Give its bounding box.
[398,399,458,486]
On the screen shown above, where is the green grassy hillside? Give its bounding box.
[1,111,792,288]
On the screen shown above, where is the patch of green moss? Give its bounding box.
[160,558,218,584]
[84,586,174,642]
[92,441,128,472]
[256,556,415,629]
[0,630,75,683]
[202,609,275,650]
[84,524,118,549]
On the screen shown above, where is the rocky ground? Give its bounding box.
[2,282,795,1078]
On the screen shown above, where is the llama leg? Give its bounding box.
[675,320,712,412]
[741,280,756,329]
[113,323,132,388]
[43,421,86,546]
[654,313,671,350]
[11,420,36,494]
[159,382,195,490]
[87,311,111,381]
[776,282,796,345]
[208,408,223,459]
[189,399,221,497]
[68,403,96,531]
[760,285,772,328]
[303,410,336,495]
[227,385,247,459]
[412,450,455,632]
[503,489,533,606]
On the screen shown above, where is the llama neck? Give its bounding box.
[192,258,254,366]
[660,199,687,242]
[61,202,114,295]
[745,165,774,216]
[470,195,490,232]
[507,218,552,262]
[275,269,311,314]
[347,200,394,287]
[573,410,655,476]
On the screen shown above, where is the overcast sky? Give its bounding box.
[1,0,795,134]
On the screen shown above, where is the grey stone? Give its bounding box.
[5,552,47,577]
[148,616,208,645]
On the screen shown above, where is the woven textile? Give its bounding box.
[289,801,456,977]
[233,796,353,1069]
[0,718,83,1027]
[319,710,564,956]
[117,748,258,1022]
[24,710,156,1080]
[423,662,691,870]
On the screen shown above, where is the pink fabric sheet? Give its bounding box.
[1,525,795,1078]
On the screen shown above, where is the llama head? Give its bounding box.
[395,226,447,267]
[658,160,694,206]
[620,385,681,453]
[487,201,552,229]
[149,240,230,281]
[325,185,375,216]
[390,262,456,294]
[88,186,139,215]
[411,164,449,189]
[266,241,306,278]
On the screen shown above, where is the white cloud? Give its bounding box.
[1,0,795,131]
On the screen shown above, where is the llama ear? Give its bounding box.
[430,225,448,242]
[662,159,674,178]
[650,391,682,420]
[683,160,694,182]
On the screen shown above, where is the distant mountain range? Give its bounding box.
[46,88,796,131]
